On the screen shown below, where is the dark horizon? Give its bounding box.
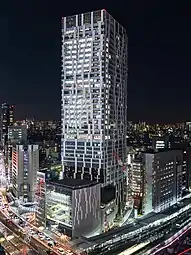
[0,1,191,123]
[13,116,191,126]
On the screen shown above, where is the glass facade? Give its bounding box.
[46,184,72,227]
[61,10,128,209]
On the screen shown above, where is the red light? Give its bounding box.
[155,225,191,254]
[177,247,191,255]
[23,247,27,255]
[40,179,44,185]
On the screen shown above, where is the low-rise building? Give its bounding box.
[46,179,101,238]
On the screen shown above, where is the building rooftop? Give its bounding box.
[48,178,98,189]
[143,148,182,154]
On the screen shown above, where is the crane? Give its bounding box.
[36,178,44,197]
[112,152,126,171]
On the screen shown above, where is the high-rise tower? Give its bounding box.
[61,10,128,212]
[1,103,14,145]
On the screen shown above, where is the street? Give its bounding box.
[0,150,79,255]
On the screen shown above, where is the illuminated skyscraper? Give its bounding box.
[61,10,128,212]
[1,103,14,145]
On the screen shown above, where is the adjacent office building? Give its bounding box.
[1,103,14,145]
[12,144,39,202]
[128,149,183,216]
[144,149,183,214]
[61,10,128,213]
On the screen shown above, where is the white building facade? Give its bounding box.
[61,10,128,213]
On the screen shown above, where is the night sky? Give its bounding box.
[0,1,191,123]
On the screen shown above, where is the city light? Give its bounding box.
[0,6,191,255]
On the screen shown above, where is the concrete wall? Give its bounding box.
[72,183,101,237]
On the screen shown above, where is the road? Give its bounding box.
[0,199,73,255]
[117,217,191,255]
[88,200,191,254]
[2,146,191,255]
[154,226,191,255]
[1,238,19,255]
[0,150,79,255]
[0,220,37,255]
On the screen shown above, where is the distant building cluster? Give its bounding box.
[1,103,14,146]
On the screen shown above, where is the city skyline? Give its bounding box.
[0,1,191,123]
[0,6,191,250]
